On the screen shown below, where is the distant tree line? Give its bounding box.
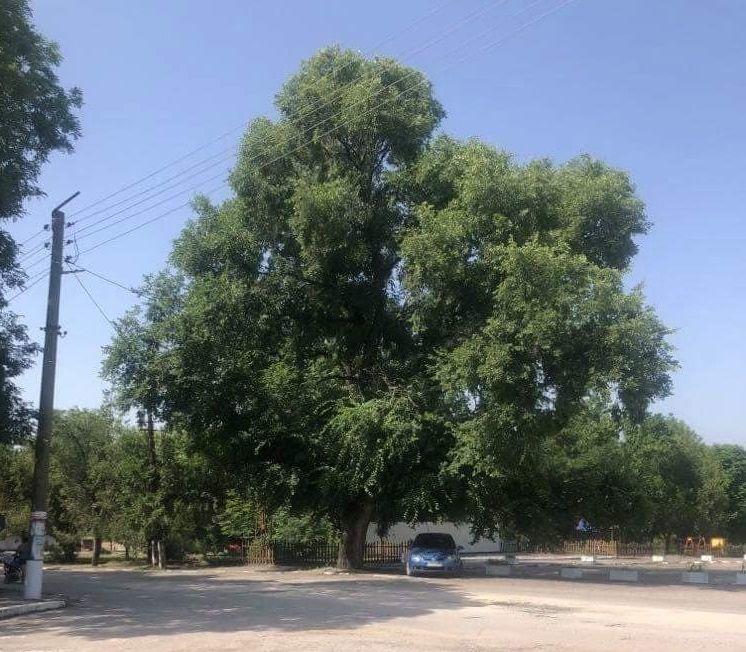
[2,407,745,565]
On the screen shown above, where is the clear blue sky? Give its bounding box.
[11,0,746,444]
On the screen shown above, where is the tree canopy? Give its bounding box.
[109,47,676,567]
[0,0,82,220]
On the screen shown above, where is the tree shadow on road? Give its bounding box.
[0,568,479,643]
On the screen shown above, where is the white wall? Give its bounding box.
[367,521,503,554]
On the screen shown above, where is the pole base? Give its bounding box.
[23,559,43,600]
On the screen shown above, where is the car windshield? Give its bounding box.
[412,533,456,549]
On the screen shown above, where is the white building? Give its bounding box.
[367,522,504,554]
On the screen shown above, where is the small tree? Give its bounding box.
[49,409,119,565]
[101,271,184,567]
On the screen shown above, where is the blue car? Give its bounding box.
[405,533,464,576]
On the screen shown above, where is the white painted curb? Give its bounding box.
[560,568,583,579]
[0,599,65,620]
[682,572,709,584]
[580,555,595,564]
[651,555,665,562]
[609,569,639,582]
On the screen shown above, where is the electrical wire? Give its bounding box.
[77,0,574,256]
[70,266,140,295]
[66,125,243,220]
[18,228,47,248]
[6,269,49,303]
[18,241,48,263]
[66,0,502,234]
[73,0,523,249]
[68,266,117,328]
[74,165,232,239]
[71,147,237,229]
[24,253,51,275]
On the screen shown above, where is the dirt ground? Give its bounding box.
[1,563,746,651]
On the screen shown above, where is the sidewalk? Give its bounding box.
[0,582,65,620]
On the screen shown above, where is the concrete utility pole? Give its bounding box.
[24,191,79,600]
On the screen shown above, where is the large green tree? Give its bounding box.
[124,48,675,567]
[0,0,82,444]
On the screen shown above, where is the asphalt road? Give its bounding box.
[1,565,746,650]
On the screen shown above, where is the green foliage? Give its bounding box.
[217,492,336,545]
[0,0,81,443]
[102,271,184,415]
[399,136,675,538]
[48,408,122,544]
[0,247,40,444]
[159,48,452,566]
[712,445,746,541]
[625,414,729,538]
[102,48,688,562]
[0,0,82,220]
[0,440,32,533]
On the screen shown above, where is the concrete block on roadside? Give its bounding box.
[682,571,709,584]
[651,555,665,562]
[486,564,512,577]
[700,554,713,562]
[0,599,65,620]
[609,569,639,582]
[561,567,584,579]
[580,555,595,564]
[735,573,746,586]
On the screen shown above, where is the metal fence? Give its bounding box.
[241,537,746,565]
[245,540,408,567]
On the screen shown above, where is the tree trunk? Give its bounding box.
[336,499,374,570]
[157,539,165,569]
[91,536,102,566]
[124,545,130,561]
[145,409,164,568]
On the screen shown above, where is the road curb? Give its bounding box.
[0,599,65,620]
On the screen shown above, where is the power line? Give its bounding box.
[69,266,140,295]
[19,228,47,248]
[78,187,224,255]
[73,1,518,249]
[74,166,231,241]
[24,253,51,275]
[67,125,244,220]
[77,0,571,257]
[68,265,117,328]
[18,241,49,263]
[71,147,237,230]
[6,269,49,303]
[66,0,499,236]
